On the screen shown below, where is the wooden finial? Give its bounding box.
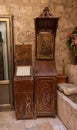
[39,7,53,18]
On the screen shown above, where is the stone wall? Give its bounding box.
[0,0,77,74]
[49,0,77,74]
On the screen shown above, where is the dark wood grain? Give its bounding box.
[15,44,32,66]
[14,76,33,119]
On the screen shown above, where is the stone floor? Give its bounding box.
[0,111,67,130]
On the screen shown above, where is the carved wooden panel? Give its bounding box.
[15,44,32,66]
[34,77,56,117]
[14,76,33,119]
[15,92,33,119]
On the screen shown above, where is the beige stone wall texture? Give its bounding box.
[0,0,77,74]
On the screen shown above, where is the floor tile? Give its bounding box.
[24,119,36,128]
[8,120,25,130]
[35,117,49,125]
[0,111,13,127]
[0,111,67,130]
[0,127,8,130]
[48,116,63,126]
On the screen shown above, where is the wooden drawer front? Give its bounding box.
[35,77,56,116]
[14,79,33,92]
[15,92,33,119]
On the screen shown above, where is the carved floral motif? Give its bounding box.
[37,79,53,111]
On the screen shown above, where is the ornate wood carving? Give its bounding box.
[35,76,56,117]
[15,92,33,119]
[25,94,33,115]
[39,7,53,18]
[39,86,52,111]
[15,44,32,66]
